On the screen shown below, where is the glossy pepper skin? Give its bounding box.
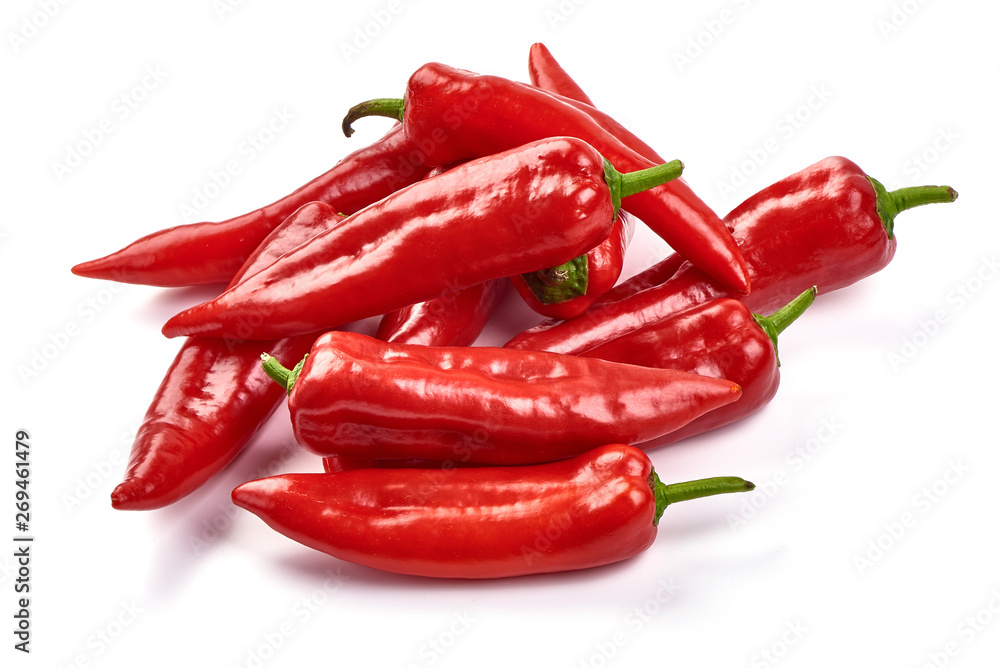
[71,125,431,287]
[262,330,741,465]
[162,137,681,341]
[510,44,645,319]
[527,42,665,164]
[375,279,507,346]
[508,211,635,319]
[112,209,505,509]
[323,288,815,473]
[584,288,816,446]
[506,156,958,355]
[232,443,754,579]
[110,202,339,510]
[342,62,750,295]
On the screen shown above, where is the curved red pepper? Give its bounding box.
[506,156,958,355]
[527,42,665,164]
[232,443,754,579]
[528,42,595,106]
[514,44,665,317]
[161,137,681,341]
[584,288,815,446]
[110,202,340,510]
[262,330,741,465]
[508,211,635,319]
[72,125,431,287]
[375,279,507,346]
[323,288,814,473]
[342,62,750,294]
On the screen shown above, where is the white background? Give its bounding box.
[4,1,999,666]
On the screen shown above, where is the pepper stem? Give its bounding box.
[521,255,589,304]
[604,159,684,219]
[649,470,755,525]
[868,177,958,240]
[342,98,406,137]
[261,353,307,394]
[752,286,817,367]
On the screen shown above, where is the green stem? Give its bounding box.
[649,470,755,525]
[868,177,958,240]
[260,353,308,394]
[752,286,817,367]
[342,98,405,137]
[521,255,589,304]
[604,159,684,218]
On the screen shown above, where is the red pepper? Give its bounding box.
[110,202,340,510]
[323,287,814,473]
[115,180,509,510]
[506,156,958,355]
[509,44,649,319]
[375,279,507,346]
[584,288,816,446]
[525,43,690,306]
[260,330,741,465]
[161,136,682,341]
[527,42,595,106]
[342,62,750,294]
[71,125,431,287]
[508,211,635,319]
[232,443,754,578]
[527,42,665,164]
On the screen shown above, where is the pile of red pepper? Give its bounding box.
[74,44,957,580]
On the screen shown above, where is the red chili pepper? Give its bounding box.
[510,44,652,319]
[527,42,665,164]
[322,454,491,472]
[506,156,958,355]
[528,42,595,106]
[161,137,682,341]
[342,62,750,295]
[584,287,816,446]
[110,201,340,510]
[508,211,635,319]
[375,279,507,346]
[72,125,431,287]
[260,330,741,465]
[323,287,814,473]
[528,43,688,306]
[115,176,509,511]
[232,443,754,578]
